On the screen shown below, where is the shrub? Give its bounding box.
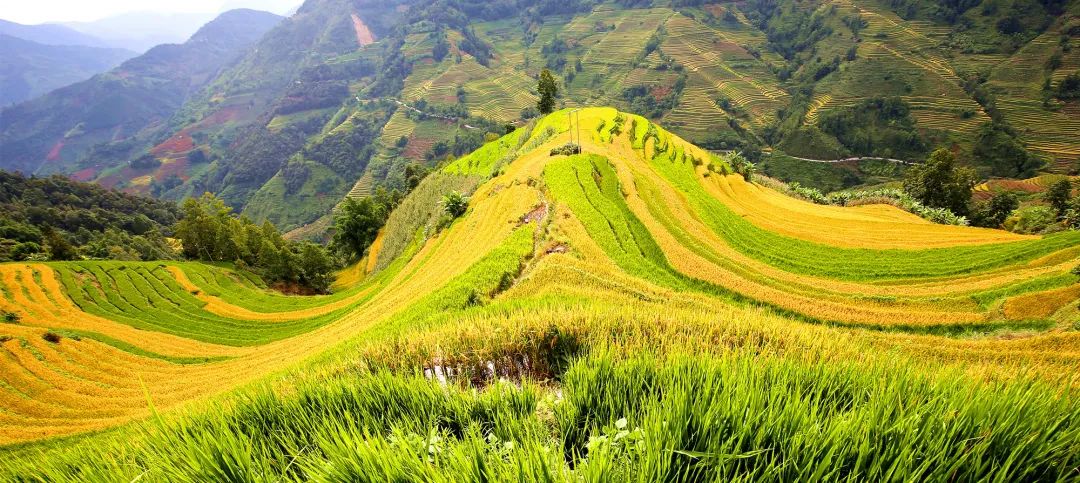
[550,143,581,156]
[442,191,469,219]
[2,311,20,323]
[1005,206,1057,234]
[727,153,756,182]
[783,182,969,226]
[1045,179,1074,219]
[42,332,62,344]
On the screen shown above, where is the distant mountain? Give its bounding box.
[0,19,111,48]
[0,34,135,106]
[60,12,220,53]
[0,9,284,176]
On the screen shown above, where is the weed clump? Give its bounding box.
[550,143,581,156]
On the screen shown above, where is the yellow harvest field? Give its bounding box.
[0,108,1077,447]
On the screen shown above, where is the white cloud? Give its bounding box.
[1,0,298,24]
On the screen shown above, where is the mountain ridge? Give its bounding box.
[0,9,284,177]
[0,34,136,106]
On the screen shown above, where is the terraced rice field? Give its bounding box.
[800,0,1076,164]
[661,14,786,134]
[2,108,1079,479]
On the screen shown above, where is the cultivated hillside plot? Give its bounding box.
[1,109,1079,479]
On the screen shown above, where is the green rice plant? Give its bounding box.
[648,150,1080,281]
[5,351,1076,481]
[53,262,356,346]
[374,173,483,273]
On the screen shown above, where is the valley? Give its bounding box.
[1,0,1079,479]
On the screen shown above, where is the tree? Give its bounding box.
[902,149,977,216]
[973,122,1042,178]
[443,191,469,219]
[187,149,209,164]
[1044,179,1073,219]
[42,226,79,261]
[970,192,1019,228]
[330,197,386,261]
[175,193,231,261]
[174,193,337,293]
[537,68,559,115]
[1057,72,1080,99]
[297,242,335,293]
[405,163,429,190]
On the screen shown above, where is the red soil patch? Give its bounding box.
[46,140,64,162]
[703,4,727,18]
[96,170,128,190]
[713,40,750,56]
[650,85,673,101]
[351,14,376,46]
[520,203,549,225]
[403,135,436,160]
[70,168,96,182]
[151,131,195,157]
[195,105,244,128]
[155,158,190,181]
[987,179,1042,193]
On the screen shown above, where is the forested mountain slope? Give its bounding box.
[2,0,1079,233]
[0,9,284,176]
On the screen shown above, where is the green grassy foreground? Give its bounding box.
[5,349,1077,481]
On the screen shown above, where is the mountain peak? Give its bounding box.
[188,9,285,45]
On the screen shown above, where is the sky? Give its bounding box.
[0,0,298,24]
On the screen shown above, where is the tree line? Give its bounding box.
[0,171,178,263]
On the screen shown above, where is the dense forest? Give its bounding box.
[0,171,178,262]
[0,171,338,293]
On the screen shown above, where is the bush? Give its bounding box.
[1005,206,1057,234]
[728,153,756,182]
[10,242,43,261]
[442,191,470,220]
[130,154,162,170]
[782,182,970,226]
[550,143,581,156]
[970,192,1019,228]
[2,311,20,323]
[42,332,62,344]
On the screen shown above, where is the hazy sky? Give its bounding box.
[1,0,298,24]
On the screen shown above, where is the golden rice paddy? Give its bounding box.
[0,108,1077,447]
